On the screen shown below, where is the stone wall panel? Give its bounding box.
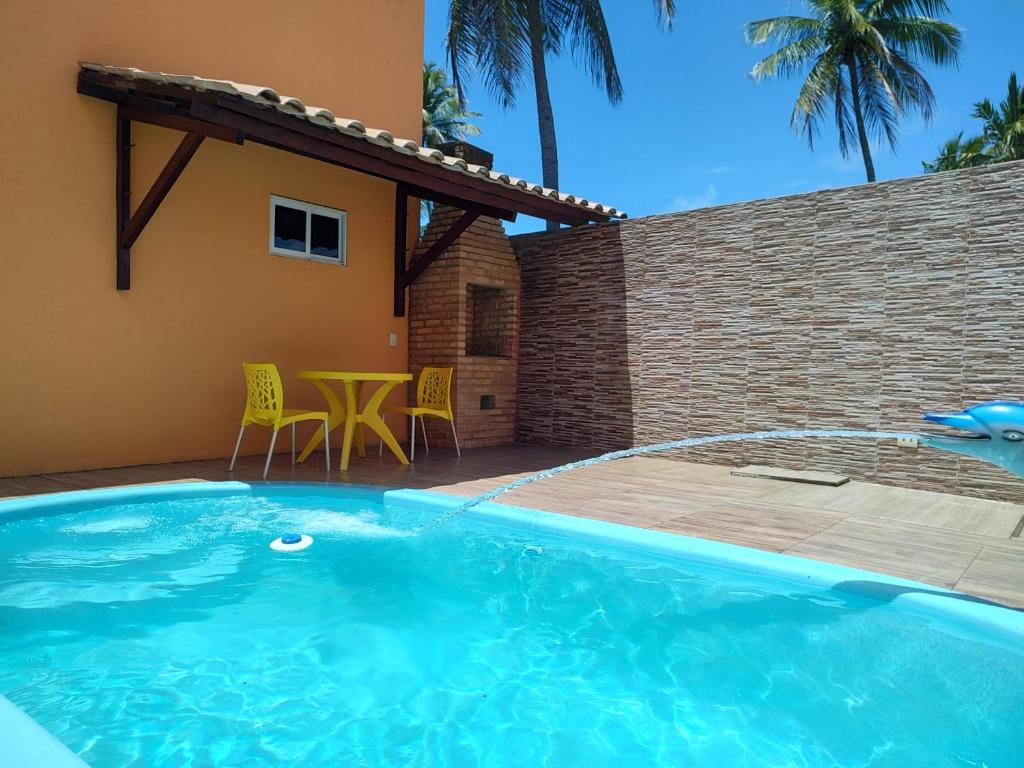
[513,161,1024,502]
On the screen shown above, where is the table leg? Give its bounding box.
[297,379,346,463]
[359,380,409,465]
[340,380,359,470]
[354,381,367,458]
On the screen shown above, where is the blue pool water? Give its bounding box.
[0,484,1021,767]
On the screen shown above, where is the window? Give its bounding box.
[269,195,347,265]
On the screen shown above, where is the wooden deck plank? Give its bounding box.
[785,516,988,589]
[757,476,1024,538]
[654,503,846,552]
[954,542,1024,608]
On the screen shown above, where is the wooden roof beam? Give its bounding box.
[79,71,600,224]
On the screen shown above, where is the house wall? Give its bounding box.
[512,162,1024,503]
[0,0,424,476]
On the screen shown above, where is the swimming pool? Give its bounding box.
[0,482,1021,767]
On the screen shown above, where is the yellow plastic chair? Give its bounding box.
[229,363,330,479]
[381,366,460,460]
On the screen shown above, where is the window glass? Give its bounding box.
[273,205,307,253]
[270,195,346,265]
[310,213,340,259]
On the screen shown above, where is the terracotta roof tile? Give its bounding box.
[79,63,625,220]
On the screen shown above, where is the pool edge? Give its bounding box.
[0,695,90,767]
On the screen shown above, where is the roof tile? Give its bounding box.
[79,62,624,220]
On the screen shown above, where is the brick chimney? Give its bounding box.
[438,140,494,170]
[408,144,519,451]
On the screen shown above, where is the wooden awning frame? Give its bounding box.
[78,68,614,312]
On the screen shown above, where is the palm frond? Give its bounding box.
[790,52,844,150]
[922,132,989,172]
[832,57,856,157]
[863,0,953,21]
[882,48,937,121]
[871,16,961,67]
[973,72,1024,161]
[651,0,676,29]
[855,55,901,150]
[477,0,533,109]
[750,34,827,81]
[745,16,825,47]
[557,0,623,103]
[422,62,482,148]
[446,0,479,105]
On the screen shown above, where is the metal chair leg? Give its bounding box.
[379,413,385,456]
[410,413,416,461]
[324,419,330,472]
[229,425,245,471]
[421,416,430,453]
[450,420,461,457]
[291,423,296,464]
[263,429,279,479]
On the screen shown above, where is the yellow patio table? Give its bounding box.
[295,370,413,470]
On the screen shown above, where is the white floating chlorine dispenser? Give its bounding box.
[270,532,313,552]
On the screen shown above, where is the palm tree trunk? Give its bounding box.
[846,55,876,183]
[526,0,560,231]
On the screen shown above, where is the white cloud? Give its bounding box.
[670,184,719,211]
[705,164,736,175]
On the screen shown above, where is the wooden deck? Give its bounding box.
[3,444,1023,608]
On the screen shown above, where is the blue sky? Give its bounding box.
[423,0,1022,234]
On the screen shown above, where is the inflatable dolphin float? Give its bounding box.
[920,401,1024,479]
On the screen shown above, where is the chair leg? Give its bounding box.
[291,423,296,465]
[450,420,461,457]
[324,419,331,472]
[410,413,416,461]
[421,416,430,454]
[379,413,385,457]
[229,425,246,471]
[263,429,279,480]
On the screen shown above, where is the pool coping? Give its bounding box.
[2,479,1023,766]
[0,695,90,767]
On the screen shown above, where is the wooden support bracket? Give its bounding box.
[116,116,132,290]
[393,184,409,316]
[114,109,209,290]
[400,210,479,290]
[393,191,480,317]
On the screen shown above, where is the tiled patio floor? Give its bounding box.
[3,444,1023,608]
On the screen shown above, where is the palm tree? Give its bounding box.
[973,71,1024,163]
[924,72,1024,172]
[420,63,482,230]
[448,0,676,229]
[422,62,481,149]
[746,0,961,183]
[921,133,988,173]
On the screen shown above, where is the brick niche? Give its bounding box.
[408,204,520,449]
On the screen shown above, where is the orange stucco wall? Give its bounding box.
[0,0,424,475]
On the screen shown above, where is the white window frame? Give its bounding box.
[269,194,348,266]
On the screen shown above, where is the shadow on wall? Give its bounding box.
[515,222,634,452]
